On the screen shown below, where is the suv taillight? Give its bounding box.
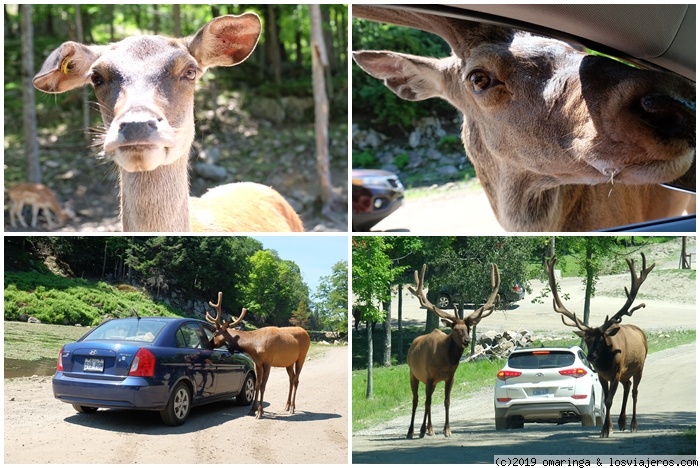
[129,348,156,377]
[559,368,587,378]
[497,370,522,381]
[56,346,64,371]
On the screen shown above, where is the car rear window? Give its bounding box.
[507,350,575,369]
[82,319,168,343]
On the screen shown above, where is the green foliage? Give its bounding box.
[314,260,349,333]
[352,149,379,169]
[393,152,409,170]
[352,18,454,130]
[4,271,181,326]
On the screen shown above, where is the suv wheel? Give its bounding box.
[437,294,452,309]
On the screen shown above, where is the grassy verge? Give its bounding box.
[352,329,695,432]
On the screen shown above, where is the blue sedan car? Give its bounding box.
[53,317,256,425]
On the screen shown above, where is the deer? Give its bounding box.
[352,6,695,231]
[7,183,67,230]
[546,254,653,438]
[33,13,303,233]
[405,263,500,438]
[206,291,310,419]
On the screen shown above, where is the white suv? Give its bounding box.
[494,346,606,430]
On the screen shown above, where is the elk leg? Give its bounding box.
[443,377,454,437]
[602,379,619,438]
[407,372,419,439]
[288,358,305,414]
[618,380,631,432]
[420,378,435,438]
[630,374,642,432]
[250,362,263,416]
[256,364,271,419]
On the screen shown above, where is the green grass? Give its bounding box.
[352,329,695,432]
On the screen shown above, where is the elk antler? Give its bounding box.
[408,264,460,323]
[546,257,591,332]
[601,253,655,331]
[206,291,247,329]
[466,263,501,326]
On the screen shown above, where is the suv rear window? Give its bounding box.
[508,350,575,369]
[83,319,167,343]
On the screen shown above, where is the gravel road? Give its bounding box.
[4,345,348,464]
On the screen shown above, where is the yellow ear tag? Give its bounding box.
[60,58,72,75]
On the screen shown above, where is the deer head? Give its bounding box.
[205,291,247,348]
[408,263,500,347]
[353,6,695,231]
[546,254,655,361]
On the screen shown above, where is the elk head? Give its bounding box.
[205,291,247,349]
[546,254,655,361]
[408,263,500,347]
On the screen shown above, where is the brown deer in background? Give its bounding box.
[8,183,67,230]
[546,254,653,437]
[206,292,310,419]
[405,263,500,438]
[33,13,303,232]
[353,6,695,231]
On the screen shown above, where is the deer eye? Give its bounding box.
[90,71,105,87]
[468,70,492,93]
[183,67,198,81]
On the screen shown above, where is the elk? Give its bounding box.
[546,254,653,437]
[352,6,695,231]
[8,183,67,230]
[206,291,310,419]
[33,13,303,233]
[406,263,500,438]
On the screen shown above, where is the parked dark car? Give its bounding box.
[438,282,525,309]
[352,168,405,231]
[53,317,256,426]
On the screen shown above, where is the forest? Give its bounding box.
[4,236,349,333]
[4,4,348,231]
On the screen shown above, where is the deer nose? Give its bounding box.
[639,95,696,144]
[118,118,159,143]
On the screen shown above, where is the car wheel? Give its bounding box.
[495,417,508,430]
[72,404,98,414]
[236,372,256,406]
[160,381,192,426]
[437,294,452,309]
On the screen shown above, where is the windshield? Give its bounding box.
[82,319,168,343]
[508,350,575,369]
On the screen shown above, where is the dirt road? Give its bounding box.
[4,345,348,464]
[352,343,696,463]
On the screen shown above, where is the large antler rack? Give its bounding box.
[408,263,501,325]
[601,253,655,331]
[205,291,247,330]
[546,256,591,332]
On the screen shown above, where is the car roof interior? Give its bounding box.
[389,4,695,81]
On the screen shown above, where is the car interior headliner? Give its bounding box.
[357,4,696,81]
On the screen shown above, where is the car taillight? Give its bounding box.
[129,348,156,377]
[56,346,64,372]
[497,370,522,381]
[572,395,589,400]
[559,368,587,378]
[497,397,512,403]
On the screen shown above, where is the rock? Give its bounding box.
[27,316,41,324]
[194,163,228,182]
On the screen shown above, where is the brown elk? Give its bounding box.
[206,291,310,419]
[406,263,500,438]
[546,254,653,437]
[33,13,303,232]
[352,6,695,231]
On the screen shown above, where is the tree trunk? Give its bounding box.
[172,5,181,37]
[310,5,336,216]
[20,5,40,183]
[425,287,439,332]
[266,5,282,86]
[382,297,391,366]
[75,5,90,142]
[366,319,373,399]
[397,283,403,363]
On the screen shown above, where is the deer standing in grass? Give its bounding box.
[33,13,303,232]
[353,6,695,231]
[8,183,66,229]
[406,263,500,438]
[546,254,653,437]
[206,291,310,419]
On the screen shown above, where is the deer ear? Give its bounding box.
[34,42,104,93]
[353,51,446,102]
[573,330,586,338]
[441,319,455,329]
[188,13,261,69]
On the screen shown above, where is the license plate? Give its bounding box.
[84,358,104,372]
[532,388,550,397]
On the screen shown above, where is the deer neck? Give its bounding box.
[119,153,191,232]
